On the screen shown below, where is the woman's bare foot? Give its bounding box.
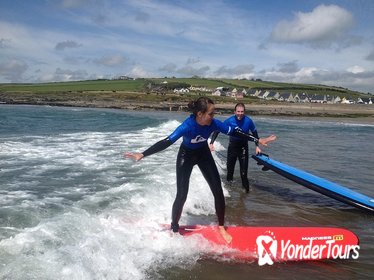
[218,226,232,244]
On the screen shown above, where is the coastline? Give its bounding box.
[1,93,374,124]
[215,103,374,124]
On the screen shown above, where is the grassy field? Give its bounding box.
[0,79,146,93]
[0,77,368,99]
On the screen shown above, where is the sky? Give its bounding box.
[0,0,373,93]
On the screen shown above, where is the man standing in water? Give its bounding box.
[210,103,264,193]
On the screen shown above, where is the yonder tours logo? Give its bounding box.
[255,232,360,266]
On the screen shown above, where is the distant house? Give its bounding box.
[325,95,334,104]
[358,97,372,104]
[212,89,222,96]
[246,89,257,96]
[228,88,244,99]
[332,96,342,103]
[265,91,280,100]
[293,94,301,103]
[257,91,267,99]
[325,95,341,104]
[213,87,230,96]
[253,90,263,97]
[189,86,211,92]
[278,92,295,102]
[310,94,326,103]
[236,91,244,99]
[173,88,189,94]
[341,97,355,104]
[230,88,238,98]
[118,75,133,80]
[298,93,310,103]
[255,90,271,99]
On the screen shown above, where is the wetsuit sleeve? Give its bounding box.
[252,130,259,146]
[233,128,259,145]
[213,119,233,135]
[210,117,232,144]
[142,138,173,157]
[210,131,220,144]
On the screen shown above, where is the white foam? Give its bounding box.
[0,118,233,279]
[0,208,209,279]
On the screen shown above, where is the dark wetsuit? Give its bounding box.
[141,114,257,232]
[211,115,259,192]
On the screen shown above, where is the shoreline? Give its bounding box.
[1,96,374,124]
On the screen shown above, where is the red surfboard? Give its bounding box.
[176,225,360,265]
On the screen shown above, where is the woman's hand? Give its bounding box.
[124,152,144,161]
[209,143,215,152]
[255,146,261,155]
[259,134,277,146]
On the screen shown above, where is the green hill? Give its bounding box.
[0,78,367,97]
[1,78,373,118]
[0,78,371,103]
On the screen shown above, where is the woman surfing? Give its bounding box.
[125,97,276,243]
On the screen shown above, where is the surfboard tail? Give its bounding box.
[177,225,360,264]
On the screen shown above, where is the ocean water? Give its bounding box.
[0,104,373,280]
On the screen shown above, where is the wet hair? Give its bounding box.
[188,97,214,115]
[234,102,245,111]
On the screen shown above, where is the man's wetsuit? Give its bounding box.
[211,115,259,192]
[141,114,257,232]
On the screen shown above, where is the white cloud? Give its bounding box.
[159,63,177,73]
[93,55,127,67]
[177,65,210,77]
[0,1,372,93]
[277,61,299,73]
[295,67,320,78]
[129,65,154,78]
[0,59,28,82]
[214,65,255,77]
[54,68,88,81]
[259,65,374,93]
[347,65,365,74]
[37,68,88,82]
[271,4,354,46]
[96,0,205,40]
[186,57,201,65]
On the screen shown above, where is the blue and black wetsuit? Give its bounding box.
[211,115,259,192]
[141,114,257,232]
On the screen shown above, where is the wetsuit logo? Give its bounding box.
[256,233,277,266]
[191,135,207,144]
